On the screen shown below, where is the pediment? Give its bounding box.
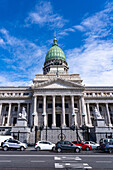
[33,78,84,90]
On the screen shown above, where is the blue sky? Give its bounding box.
[0,0,113,86]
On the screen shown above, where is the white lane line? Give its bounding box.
[83,163,88,165]
[84,166,92,169]
[55,163,64,168]
[0,160,11,162]
[96,161,112,163]
[54,156,81,161]
[65,163,70,166]
[31,161,46,163]
[54,157,61,160]
[75,157,82,160]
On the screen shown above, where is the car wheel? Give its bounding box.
[20,146,25,151]
[57,148,62,153]
[52,147,55,151]
[36,147,40,151]
[97,146,100,150]
[75,148,80,153]
[109,148,113,154]
[3,146,8,151]
[86,147,90,151]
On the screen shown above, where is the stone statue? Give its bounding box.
[94,107,102,119]
[22,107,27,119]
[18,107,27,120]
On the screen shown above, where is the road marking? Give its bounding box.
[83,163,88,165]
[54,156,81,161]
[65,163,70,165]
[55,163,64,168]
[31,160,46,162]
[84,166,92,169]
[0,160,11,162]
[96,161,112,163]
[54,157,61,160]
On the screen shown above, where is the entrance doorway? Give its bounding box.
[48,114,52,128]
[56,114,61,127]
[65,114,69,127]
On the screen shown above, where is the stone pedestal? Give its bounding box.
[11,118,30,143]
[93,118,113,143]
[94,118,106,127]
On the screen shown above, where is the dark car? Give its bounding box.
[55,141,82,153]
[100,142,113,153]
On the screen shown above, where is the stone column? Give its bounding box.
[62,95,66,127]
[81,96,87,125]
[106,103,112,126]
[18,103,20,118]
[34,96,38,126]
[52,96,56,127]
[79,98,82,126]
[0,104,2,125]
[87,103,92,125]
[71,96,77,126]
[27,103,29,121]
[43,96,47,127]
[7,103,11,126]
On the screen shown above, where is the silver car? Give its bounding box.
[2,138,27,151]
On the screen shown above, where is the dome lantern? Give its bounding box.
[43,35,69,75]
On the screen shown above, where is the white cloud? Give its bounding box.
[66,2,113,86]
[0,28,47,86]
[26,1,67,29]
[74,25,85,32]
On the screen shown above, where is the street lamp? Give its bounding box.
[82,112,86,140]
[32,112,36,127]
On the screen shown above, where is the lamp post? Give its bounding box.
[32,112,36,128]
[82,112,86,140]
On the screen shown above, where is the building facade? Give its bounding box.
[0,37,113,142]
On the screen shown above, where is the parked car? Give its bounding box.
[2,138,27,151]
[35,141,55,151]
[99,138,113,145]
[72,141,92,151]
[0,136,13,147]
[84,141,99,149]
[55,141,82,153]
[99,138,113,153]
[100,142,113,153]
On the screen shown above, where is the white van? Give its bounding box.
[0,136,13,147]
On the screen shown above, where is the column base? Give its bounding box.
[52,124,56,128]
[62,124,66,128]
[108,124,112,127]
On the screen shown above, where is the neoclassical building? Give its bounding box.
[0,36,113,142]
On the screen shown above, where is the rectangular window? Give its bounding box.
[48,103,52,108]
[15,107,18,112]
[74,103,77,108]
[6,107,9,112]
[90,107,93,111]
[39,103,43,108]
[65,103,68,108]
[55,103,62,107]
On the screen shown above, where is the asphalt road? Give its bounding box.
[0,150,112,170]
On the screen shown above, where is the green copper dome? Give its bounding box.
[45,37,66,62]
